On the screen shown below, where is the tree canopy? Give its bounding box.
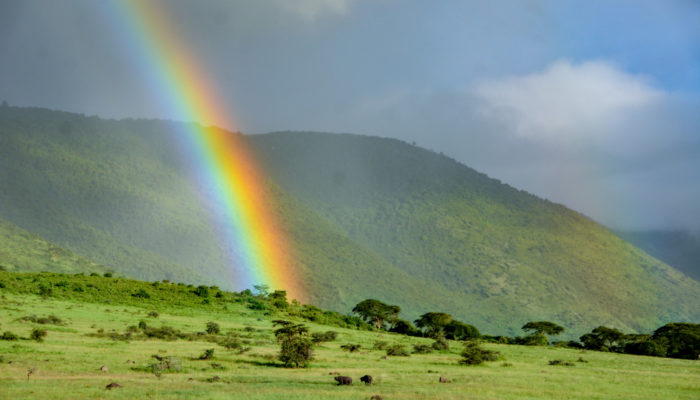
[352,299,401,330]
[521,321,565,336]
[415,312,452,336]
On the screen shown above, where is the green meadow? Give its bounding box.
[1,275,697,400]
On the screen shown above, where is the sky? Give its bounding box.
[1,0,699,231]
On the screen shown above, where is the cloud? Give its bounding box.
[273,0,354,22]
[475,60,663,140]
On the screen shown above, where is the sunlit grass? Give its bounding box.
[1,292,698,400]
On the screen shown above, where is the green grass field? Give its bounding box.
[1,290,697,400]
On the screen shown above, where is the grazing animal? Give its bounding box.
[27,367,36,380]
[328,371,340,375]
[100,365,109,373]
[439,376,449,383]
[370,395,384,400]
[105,382,121,390]
[334,375,352,385]
[360,375,373,385]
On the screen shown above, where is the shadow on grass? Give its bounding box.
[233,358,285,368]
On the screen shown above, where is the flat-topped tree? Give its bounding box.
[415,312,452,338]
[352,299,401,330]
[522,321,565,337]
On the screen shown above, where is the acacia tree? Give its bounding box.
[415,312,452,337]
[273,320,313,368]
[352,299,401,330]
[521,321,564,344]
[580,326,625,351]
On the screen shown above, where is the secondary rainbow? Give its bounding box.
[101,0,304,300]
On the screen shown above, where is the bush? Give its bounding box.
[103,272,113,278]
[193,285,210,298]
[206,322,221,335]
[38,283,52,297]
[413,344,434,354]
[279,337,313,368]
[1,331,19,341]
[143,325,184,340]
[142,356,183,375]
[199,348,215,360]
[459,341,501,365]
[548,359,575,366]
[386,344,410,357]
[30,328,48,342]
[147,311,159,318]
[131,289,151,299]
[311,331,338,343]
[373,340,388,350]
[432,336,450,350]
[340,343,362,352]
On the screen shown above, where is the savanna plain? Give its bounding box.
[0,274,697,400]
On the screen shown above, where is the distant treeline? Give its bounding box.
[0,270,697,360]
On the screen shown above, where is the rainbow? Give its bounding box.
[99,0,304,300]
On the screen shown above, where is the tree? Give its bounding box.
[521,321,565,336]
[521,321,564,345]
[445,320,480,340]
[415,312,452,337]
[253,284,270,297]
[273,320,313,368]
[652,322,700,359]
[269,290,288,309]
[580,326,625,351]
[352,299,401,330]
[389,319,421,336]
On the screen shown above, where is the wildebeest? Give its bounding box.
[334,375,352,385]
[105,382,121,390]
[370,395,384,400]
[360,375,373,385]
[439,376,450,383]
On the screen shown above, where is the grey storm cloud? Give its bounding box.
[1,0,699,230]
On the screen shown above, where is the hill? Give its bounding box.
[0,272,698,400]
[0,217,108,275]
[616,230,700,282]
[0,105,698,337]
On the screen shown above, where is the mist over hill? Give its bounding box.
[0,106,698,337]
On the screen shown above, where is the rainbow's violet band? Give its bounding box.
[100,0,304,300]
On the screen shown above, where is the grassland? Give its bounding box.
[1,274,698,399]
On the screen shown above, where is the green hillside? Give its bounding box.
[249,132,700,336]
[0,106,698,337]
[0,217,109,274]
[616,230,700,282]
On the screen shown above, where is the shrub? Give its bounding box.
[386,344,410,357]
[147,311,159,318]
[31,328,48,342]
[193,285,210,298]
[132,289,151,299]
[548,359,575,366]
[340,343,362,352]
[138,320,148,330]
[38,283,52,297]
[143,325,184,340]
[413,344,434,354]
[1,331,19,341]
[199,348,215,360]
[142,356,183,375]
[0,282,5,288]
[459,341,501,365]
[279,336,313,368]
[219,337,242,350]
[103,272,113,278]
[311,331,337,343]
[373,340,388,350]
[206,322,220,335]
[432,336,450,350]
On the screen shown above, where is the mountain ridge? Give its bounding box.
[1,105,698,337]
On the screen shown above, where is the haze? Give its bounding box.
[1,0,699,231]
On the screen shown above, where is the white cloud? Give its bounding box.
[475,60,663,140]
